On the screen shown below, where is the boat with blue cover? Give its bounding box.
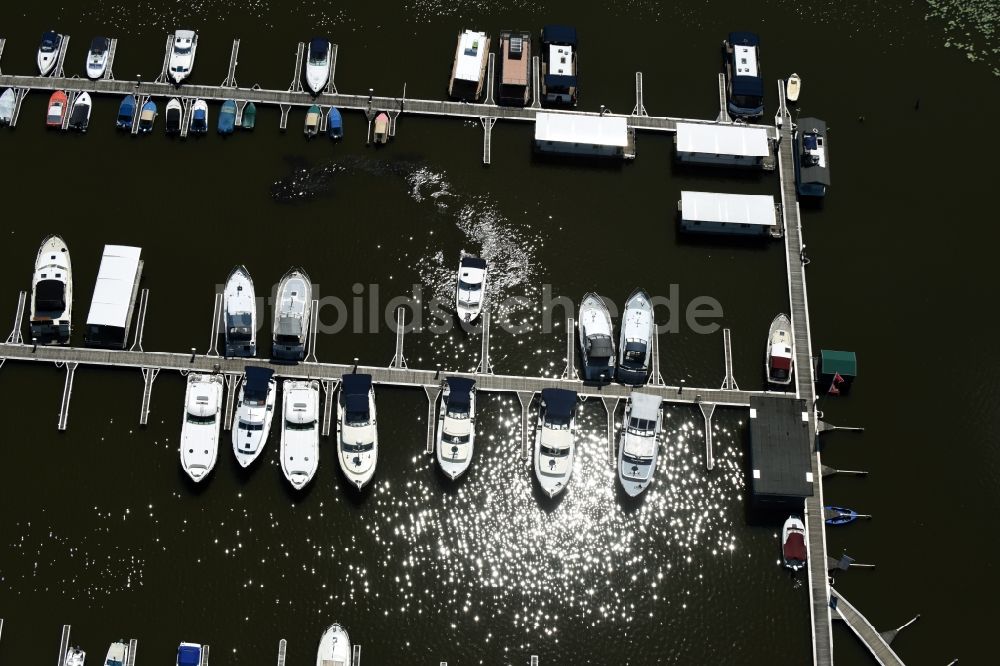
[327,106,343,139]
[116,95,135,130]
[190,99,208,134]
[176,642,202,666]
[436,377,477,479]
[218,99,236,134]
[137,100,157,133]
[534,388,578,497]
[338,373,378,489]
[824,506,868,525]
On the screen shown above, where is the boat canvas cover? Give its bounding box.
[117,96,134,117]
[728,32,763,97]
[40,31,60,51]
[542,25,577,45]
[541,388,576,421]
[342,374,372,398]
[676,123,769,157]
[535,112,627,148]
[681,191,776,227]
[89,37,108,53]
[455,30,488,82]
[35,279,65,311]
[342,373,372,421]
[86,245,141,328]
[177,645,201,666]
[629,392,662,422]
[459,256,487,270]
[771,354,792,370]
[309,38,329,59]
[783,531,806,561]
[797,117,831,186]
[243,367,273,402]
[445,377,475,411]
[70,105,89,125]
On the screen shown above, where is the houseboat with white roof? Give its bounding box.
[448,29,490,101]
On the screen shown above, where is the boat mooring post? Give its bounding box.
[57,625,71,666]
[879,614,920,646]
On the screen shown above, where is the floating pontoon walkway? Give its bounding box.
[831,589,910,666]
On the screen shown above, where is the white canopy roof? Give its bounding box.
[455,30,488,82]
[681,191,776,226]
[676,122,769,157]
[87,245,142,327]
[535,112,628,147]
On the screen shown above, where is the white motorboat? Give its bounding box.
[30,234,73,344]
[455,255,487,322]
[0,88,16,125]
[86,37,110,79]
[782,516,806,571]
[176,642,202,666]
[273,268,312,362]
[533,388,577,497]
[165,97,182,134]
[304,37,331,95]
[618,288,654,385]
[578,292,615,382]
[223,265,256,357]
[180,373,224,482]
[189,99,209,134]
[104,640,128,666]
[786,73,801,103]
[68,92,93,132]
[315,623,351,666]
[436,377,476,480]
[617,392,663,497]
[337,373,378,490]
[168,30,198,84]
[765,313,794,386]
[64,647,86,666]
[37,31,62,76]
[280,379,320,490]
[232,367,276,468]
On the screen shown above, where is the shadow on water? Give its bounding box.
[673,223,773,251]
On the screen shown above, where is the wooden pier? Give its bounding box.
[57,625,70,666]
[602,396,619,464]
[831,589,910,665]
[57,362,78,431]
[139,367,160,425]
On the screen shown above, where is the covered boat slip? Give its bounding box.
[678,190,777,236]
[84,245,143,349]
[674,122,770,167]
[534,112,633,158]
[748,396,814,507]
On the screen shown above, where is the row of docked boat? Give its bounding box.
[448,25,579,106]
[577,290,655,385]
[40,91,93,131]
[60,640,127,666]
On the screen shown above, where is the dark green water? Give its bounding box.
[1,1,997,664]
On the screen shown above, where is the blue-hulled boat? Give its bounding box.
[217,99,236,135]
[824,506,869,526]
[190,99,208,134]
[137,100,157,133]
[327,106,343,139]
[176,642,202,666]
[116,95,135,130]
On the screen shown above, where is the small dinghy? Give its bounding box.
[781,516,806,571]
[304,104,321,137]
[786,73,801,103]
[218,99,236,134]
[68,92,93,132]
[0,88,16,126]
[241,101,256,130]
[116,95,136,130]
[327,106,343,139]
[824,506,869,526]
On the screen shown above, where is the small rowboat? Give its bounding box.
[824,506,870,525]
[373,112,389,144]
[786,73,801,103]
[241,101,256,130]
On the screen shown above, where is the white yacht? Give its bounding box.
[104,640,128,666]
[0,88,16,125]
[304,37,331,95]
[337,373,377,489]
[436,377,476,479]
[223,265,256,357]
[617,392,663,497]
[168,30,198,84]
[180,373,224,482]
[86,37,110,79]
[578,292,615,382]
[37,31,62,76]
[280,379,320,490]
[533,388,577,497]
[232,367,276,467]
[30,234,73,344]
[315,623,351,666]
[68,92,93,132]
[618,288,654,386]
[765,313,794,386]
[64,647,85,666]
[273,268,312,362]
[455,255,487,322]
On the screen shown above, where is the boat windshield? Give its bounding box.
[285,419,316,430]
[446,408,469,419]
[732,93,762,109]
[275,334,302,345]
[228,327,252,341]
[343,441,374,452]
[238,419,264,431]
[458,280,482,291]
[622,451,652,465]
[41,38,58,52]
[626,417,655,436]
[174,43,192,54]
[186,412,216,425]
[540,444,569,457]
[443,432,470,445]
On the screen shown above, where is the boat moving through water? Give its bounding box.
[338,373,378,490]
[618,288,654,385]
[179,373,224,482]
[456,255,487,322]
[579,293,615,382]
[223,265,256,357]
[30,234,72,344]
[534,388,577,497]
[782,516,806,570]
[272,268,311,362]
[280,380,320,490]
[617,392,663,496]
[765,313,794,386]
[232,367,276,468]
[436,377,477,480]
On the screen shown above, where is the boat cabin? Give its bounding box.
[498,30,531,106]
[674,122,770,167]
[794,117,831,197]
[678,191,777,237]
[541,25,578,105]
[724,32,764,118]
